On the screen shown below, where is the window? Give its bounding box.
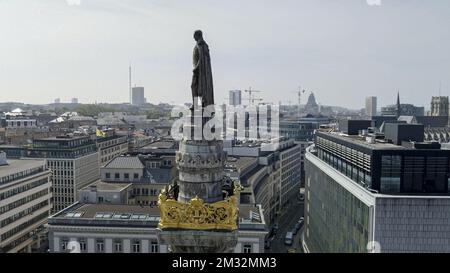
[243,244,252,253]
[114,240,122,253]
[105,173,111,179]
[124,173,130,179]
[132,240,141,253]
[150,241,159,253]
[96,240,104,253]
[403,156,424,193]
[381,155,401,193]
[79,240,86,252]
[115,173,120,179]
[61,239,69,251]
[133,173,139,179]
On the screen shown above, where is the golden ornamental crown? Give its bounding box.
[158,187,240,231]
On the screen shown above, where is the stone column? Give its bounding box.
[176,139,226,203]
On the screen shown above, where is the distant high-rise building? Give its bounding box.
[228,90,242,106]
[365,96,377,117]
[71,98,79,104]
[430,96,449,116]
[132,87,146,105]
[54,98,61,104]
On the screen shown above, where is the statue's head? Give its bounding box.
[193,30,203,41]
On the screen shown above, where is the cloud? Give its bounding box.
[366,0,381,6]
[66,0,81,6]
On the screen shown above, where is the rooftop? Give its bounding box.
[0,159,46,178]
[146,168,172,184]
[142,140,176,149]
[81,180,132,192]
[57,203,160,219]
[226,156,257,172]
[104,156,144,169]
[49,202,266,230]
[35,135,89,141]
[318,131,408,150]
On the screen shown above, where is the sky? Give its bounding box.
[0,0,449,109]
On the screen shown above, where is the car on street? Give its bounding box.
[284,232,293,246]
[293,222,301,235]
[287,248,296,253]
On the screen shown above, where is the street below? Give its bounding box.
[266,193,304,253]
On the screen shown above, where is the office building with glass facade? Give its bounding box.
[304,129,450,253]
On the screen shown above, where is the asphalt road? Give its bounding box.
[266,195,305,253]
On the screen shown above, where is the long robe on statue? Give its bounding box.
[192,39,214,108]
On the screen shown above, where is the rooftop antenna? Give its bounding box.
[129,64,132,104]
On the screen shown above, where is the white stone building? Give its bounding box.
[48,202,266,253]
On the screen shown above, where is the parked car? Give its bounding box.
[284,232,293,245]
[287,248,296,253]
[293,222,301,235]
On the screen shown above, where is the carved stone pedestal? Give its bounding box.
[157,230,238,253]
[176,139,226,203]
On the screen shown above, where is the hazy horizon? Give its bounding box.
[1,0,450,109]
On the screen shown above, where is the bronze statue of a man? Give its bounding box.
[191,30,214,109]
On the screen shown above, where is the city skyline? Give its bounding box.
[1,0,449,108]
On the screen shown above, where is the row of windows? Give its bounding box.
[131,188,159,196]
[60,238,159,253]
[0,188,49,215]
[100,145,124,156]
[53,196,74,205]
[29,147,96,159]
[53,187,74,195]
[0,211,49,241]
[105,172,140,180]
[0,177,49,201]
[97,137,127,149]
[47,161,73,169]
[51,170,74,177]
[52,178,74,186]
[318,149,372,188]
[6,120,36,127]
[316,136,371,172]
[0,166,45,185]
[1,199,49,228]
[281,146,301,160]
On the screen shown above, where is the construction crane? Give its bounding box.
[292,86,306,118]
[252,98,263,105]
[245,87,262,106]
